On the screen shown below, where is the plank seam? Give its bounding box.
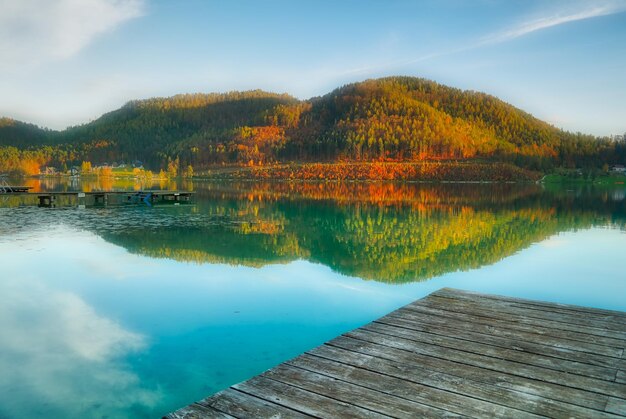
[387,310,623,358]
[384,310,624,359]
[264,367,421,418]
[429,295,626,333]
[436,288,626,319]
[382,310,619,359]
[342,330,626,400]
[318,342,616,416]
[367,320,618,381]
[402,305,626,349]
[292,353,544,418]
[229,387,321,418]
[190,401,236,419]
[506,303,626,330]
[374,317,626,369]
[356,326,617,386]
[407,302,626,344]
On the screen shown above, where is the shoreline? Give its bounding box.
[10,162,626,185]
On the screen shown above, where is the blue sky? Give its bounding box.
[0,0,625,136]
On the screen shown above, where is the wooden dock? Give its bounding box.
[0,185,32,193]
[25,190,195,206]
[166,288,626,418]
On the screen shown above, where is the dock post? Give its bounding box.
[37,195,55,207]
[77,192,85,209]
[93,193,108,205]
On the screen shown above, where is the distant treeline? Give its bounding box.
[1,77,625,176]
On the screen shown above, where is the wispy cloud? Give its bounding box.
[479,2,626,46]
[0,0,145,70]
[340,1,626,77]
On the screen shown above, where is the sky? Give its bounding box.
[0,0,625,136]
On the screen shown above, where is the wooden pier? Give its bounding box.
[166,288,626,418]
[28,190,194,207]
[0,185,32,193]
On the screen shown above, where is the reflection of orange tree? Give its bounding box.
[99,176,114,191]
[227,162,541,182]
[23,178,42,193]
[158,178,169,191]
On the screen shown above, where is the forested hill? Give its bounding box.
[0,118,51,147]
[1,77,624,174]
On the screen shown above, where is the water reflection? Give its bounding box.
[108,183,625,282]
[3,181,626,283]
[8,176,191,193]
[1,181,626,418]
[0,230,160,418]
[0,223,424,418]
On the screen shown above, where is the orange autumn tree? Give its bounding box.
[20,159,41,175]
[231,126,286,165]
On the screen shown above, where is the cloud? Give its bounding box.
[479,2,626,46]
[0,275,161,418]
[339,1,626,77]
[0,0,144,69]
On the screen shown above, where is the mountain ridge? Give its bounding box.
[1,76,624,175]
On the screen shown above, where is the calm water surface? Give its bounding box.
[0,180,625,418]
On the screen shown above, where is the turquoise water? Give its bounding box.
[0,181,625,418]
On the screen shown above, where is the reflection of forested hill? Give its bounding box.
[96,183,626,283]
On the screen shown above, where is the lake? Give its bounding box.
[0,179,625,418]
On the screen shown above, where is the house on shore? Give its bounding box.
[611,164,626,174]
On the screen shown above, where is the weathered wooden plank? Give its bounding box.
[234,375,388,418]
[326,334,612,411]
[434,288,626,321]
[290,350,615,418]
[197,388,310,418]
[385,308,623,358]
[420,295,626,339]
[617,370,626,384]
[401,303,626,350]
[607,397,626,416]
[375,313,626,370]
[405,301,626,348]
[163,403,235,419]
[263,363,467,418]
[431,292,626,332]
[361,320,618,380]
[284,354,471,418]
[346,327,626,398]
[432,290,626,332]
